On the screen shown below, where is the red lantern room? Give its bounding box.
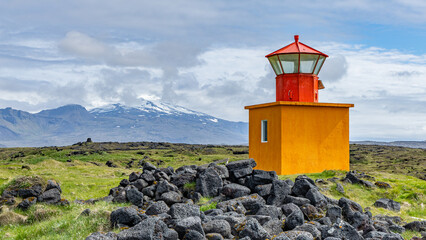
[266,35,328,102]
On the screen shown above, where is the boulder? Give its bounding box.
[174,216,205,239]
[284,207,304,230]
[183,230,204,240]
[283,195,311,207]
[202,219,232,238]
[267,180,292,206]
[45,180,62,193]
[326,205,342,223]
[207,163,229,179]
[281,230,314,240]
[38,188,61,204]
[116,217,172,240]
[226,159,256,179]
[238,218,271,240]
[254,184,272,197]
[281,203,301,216]
[305,188,327,206]
[196,167,223,197]
[132,179,149,191]
[17,197,37,211]
[161,191,181,206]
[85,232,117,240]
[110,207,142,228]
[256,205,283,220]
[142,161,157,171]
[251,170,277,186]
[374,198,401,211]
[169,203,200,219]
[404,221,426,232]
[294,224,321,240]
[126,188,144,207]
[375,181,391,188]
[145,201,170,215]
[336,183,345,194]
[221,183,251,199]
[119,179,130,187]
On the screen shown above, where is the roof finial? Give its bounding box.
[294,35,299,43]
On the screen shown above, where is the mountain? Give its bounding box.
[0,100,248,147]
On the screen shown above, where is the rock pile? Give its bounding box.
[0,178,68,211]
[86,159,421,240]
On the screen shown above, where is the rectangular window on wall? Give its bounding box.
[261,120,268,142]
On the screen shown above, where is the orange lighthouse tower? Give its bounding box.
[245,35,354,175]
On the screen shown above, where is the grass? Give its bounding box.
[0,201,129,239]
[0,142,424,239]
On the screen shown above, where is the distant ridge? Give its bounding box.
[351,140,426,149]
[0,99,248,147]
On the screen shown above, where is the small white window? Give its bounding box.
[261,120,268,142]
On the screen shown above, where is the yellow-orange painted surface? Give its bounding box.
[245,101,353,175]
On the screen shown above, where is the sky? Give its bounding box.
[0,0,425,141]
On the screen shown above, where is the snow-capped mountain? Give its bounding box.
[0,100,248,147]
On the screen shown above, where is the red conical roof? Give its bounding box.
[265,35,328,58]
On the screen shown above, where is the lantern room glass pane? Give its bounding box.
[314,56,325,75]
[268,55,283,75]
[279,54,299,73]
[300,54,319,73]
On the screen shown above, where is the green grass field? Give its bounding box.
[0,142,424,239]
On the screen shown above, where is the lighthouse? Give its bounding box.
[245,35,354,175]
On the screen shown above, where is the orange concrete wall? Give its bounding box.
[280,105,350,175]
[248,106,282,172]
[246,102,352,175]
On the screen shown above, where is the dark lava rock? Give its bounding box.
[281,230,314,240]
[281,203,301,216]
[256,205,283,220]
[375,181,391,188]
[142,161,157,171]
[202,219,232,238]
[183,230,204,240]
[174,216,205,239]
[294,223,321,240]
[263,219,284,236]
[208,163,229,179]
[85,232,117,240]
[284,207,304,230]
[222,183,251,199]
[140,172,156,184]
[169,203,200,219]
[305,188,327,206]
[119,179,130,187]
[45,180,62,193]
[251,170,277,186]
[128,172,141,182]
[336,183,345,194]
[291,177,317,197]
[132,179,148,191]
[110,207,142,228]
[326,205,342,223]
[238,218,271,240]
[116,217,174,240]
[404,221,426,232]
[145,201,170,215]
[161,191,181,206]
[267,179,292,206]
[382,233,405,240]
[38,188,61,204]
[126,188,144,207]
[105,161,117,168]
[17,184,43,198]
[283,195,311,207]
[196,167,223,197]
[17,197,37,211]
[374,198,401,211]
[338,197,363,219]
[80,208,91,217]
[254,183,272,197]
[226,159,256,179]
